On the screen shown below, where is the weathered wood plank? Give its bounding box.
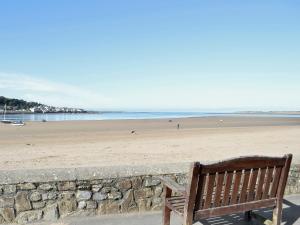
[262,167,274,199]
[247,169,259,202]
[214,172,225,207]
[255,168,266,201]
[194,198,277,220]
[203,174,216,209]
[239,170,250,203]
[222,172,233,206]
[231,171,242,204]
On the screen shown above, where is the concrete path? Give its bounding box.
[32,195,300,225]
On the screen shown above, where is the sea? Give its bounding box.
[2,111,300,122]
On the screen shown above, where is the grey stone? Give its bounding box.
[0,196,14,208]
[76,191,92,201]
[101,187,115,193]
[93,192,107,201]
[43,203,59,221]
[17,183,36,190]
[15,191,32,212]
[0,186,3,195]
[144,177,161,187]
[0,208,15,222]
[16,210,42,224]
[58,181,76,191]
[134,188,153,199]
[116,179,132,190]
[90,180,102,185]
[92,184,103,192]
[32,201,46,209]
[131,177,143,189]
[38,183,54,191]
[152,198,162,210]
[120,190,137,213]
[108,191,122,200]
[176,175,187,185]
[3,185,16,194]
[137,198,152,211]
[58,199,77,216]
[102,179,113,184]
[0,215,4,223]
[78,201,87,209]
[86,200,97,209]
[30,191,42,202]
[42,192,57,200]
[154,186,163,197]
[69,209,96,217]
[97,201,120,215]
[60,191,75,199]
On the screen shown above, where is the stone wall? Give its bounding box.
[0,163,299,224]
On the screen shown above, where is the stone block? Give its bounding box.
[134,188,153,199]
[108,191,122,200]
[15,191,32,212]
[58,181,76,191]
[0,207,15,222]
[58,199,77,216]
[78,201,87,209]
[131,177,143,189]
[116,179,132,190]
[120,190,137,213]
[154,186,163,197]
[32,201,46,209]
[38,183,55,191]
[3,185,16,194]
[17,183,36,190]
[30,191,42,202]
[137,198,152,211]
[42,192,57,200]
[97,201,120,215]
[76,191,92,201]
[16,210,42,224]
[0,196,14,208]
[86,200,97,209]
[60,191,75,199]
[43,203,59,221]
[143,177,161,187]
[93,192,107,201]
[92,184,103,192]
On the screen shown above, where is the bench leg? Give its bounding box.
[162,186,172,225]
[244,210,252,221]
[272,205,282,225]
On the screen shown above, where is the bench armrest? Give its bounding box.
[159,176,186,196]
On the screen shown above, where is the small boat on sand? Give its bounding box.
[11,121,25,126]
[1,104,13,124]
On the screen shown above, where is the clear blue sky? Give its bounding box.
[0,0,299,111]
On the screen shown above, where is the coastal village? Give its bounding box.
[0,96,87,114]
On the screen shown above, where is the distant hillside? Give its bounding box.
[0,96,87,113]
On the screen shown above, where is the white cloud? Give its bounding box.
[0,72,112,109]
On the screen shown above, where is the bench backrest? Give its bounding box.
[185,154,292,219]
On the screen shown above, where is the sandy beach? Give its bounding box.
[0,116,300,170]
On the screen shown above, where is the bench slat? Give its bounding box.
[230,171,242,204]
[239,170,251,203]
[255,168,266,200]
[203,174,216,209]
[214,172,225,207]
[247,168,259,202]
[222,172,233,206]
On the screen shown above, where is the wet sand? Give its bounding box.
[0,116,300,170]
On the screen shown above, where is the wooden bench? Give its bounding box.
[161,154,292,225]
